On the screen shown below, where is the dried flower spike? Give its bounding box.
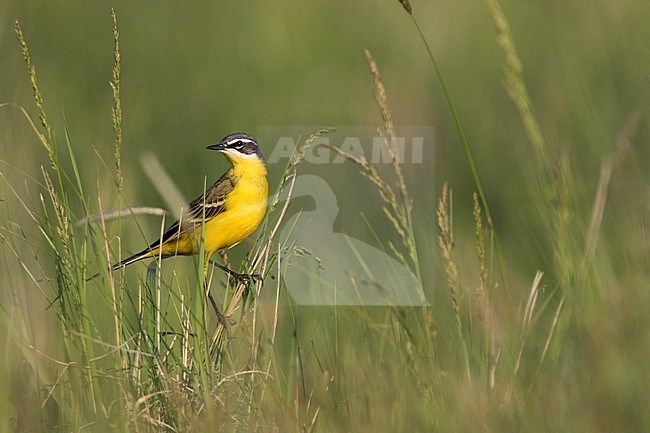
[398,0,413,14]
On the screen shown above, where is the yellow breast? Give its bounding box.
[203,157,268,254]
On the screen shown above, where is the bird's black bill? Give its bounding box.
[207,143,226,151]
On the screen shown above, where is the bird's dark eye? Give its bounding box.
[234,141,244,149]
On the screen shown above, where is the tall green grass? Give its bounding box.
[1,2,649,432]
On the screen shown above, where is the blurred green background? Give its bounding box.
[1,0,649,431]
[2,0,648,273]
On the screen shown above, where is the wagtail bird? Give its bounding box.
[108,132,268,282]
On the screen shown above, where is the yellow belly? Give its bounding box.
[203,192,267,253]
[198,161,268,255]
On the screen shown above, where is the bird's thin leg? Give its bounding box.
[208,259,263,285]
[203,256,232,337]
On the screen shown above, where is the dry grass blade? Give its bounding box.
[259,244,283,402]
[514,271,543,375]
[540,296,565,364]
[522,271,543,330]
[97,187,121,363]
[582,109,641,271]
[75,206,168,227]
[140,150,187,217]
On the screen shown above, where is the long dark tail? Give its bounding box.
[86,249,154,281]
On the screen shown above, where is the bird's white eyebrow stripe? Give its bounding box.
[226,138,255,146]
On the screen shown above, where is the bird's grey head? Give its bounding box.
[207,132,264,161]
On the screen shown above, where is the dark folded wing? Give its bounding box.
[149,170,237,249]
